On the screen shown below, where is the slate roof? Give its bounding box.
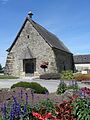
[74,55,90,64]
[7,16,71,54]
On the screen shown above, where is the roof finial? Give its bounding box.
[28,11,33,19]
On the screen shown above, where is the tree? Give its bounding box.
[0,64,3,73]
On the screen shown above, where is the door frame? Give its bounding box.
[23,58,36,75]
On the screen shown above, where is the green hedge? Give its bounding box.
[40,73,60,79]
[11,81,49,94]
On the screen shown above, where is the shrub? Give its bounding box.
[68,81,79,90]
[11,82,49,94]
[57,81,67,94]
[74,74,90,81]
[61,70,74,80]
[40,73,60,79]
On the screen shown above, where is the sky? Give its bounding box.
[0,0,90,67]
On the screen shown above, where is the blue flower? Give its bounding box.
[3,103,6,120]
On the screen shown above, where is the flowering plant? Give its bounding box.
[80,87,90,94]
[32,95,78,120]
[40,61,48,72]
[55,95,78,120]
[32,112,57,120]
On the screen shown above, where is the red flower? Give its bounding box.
[40,61,48,69]
[32,112,43,119]
[45,112,52,118]
[32,112,53,120]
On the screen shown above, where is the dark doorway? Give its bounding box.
[23,59,36,75]
[25,62,34,73]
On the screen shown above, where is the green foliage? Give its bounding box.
[61,70,74,80]
[68,85,79,91]
[57,81,67,94]
[0,75,18,79]
[68,81,79,91]
[0,116,3,120]
[11,82,49,94]
[57,80,79,95]
[33,99,56,116]
[72,98,90,120]
[40,73,60,79]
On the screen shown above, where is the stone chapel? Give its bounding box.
[5,12,74,77]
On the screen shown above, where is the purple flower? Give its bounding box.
[75,81,78,85]
[31,89,34,100]
[3,103,6,120]
[9,96,21,119]
[25,93,28,105]
[12,96,17,105]
[22,104,27,117]
[20,90,23,99]
[45,91,49,99]
[9,104,15,120]
[79,90,86,98]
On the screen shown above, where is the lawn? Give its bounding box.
[0,75,18,79]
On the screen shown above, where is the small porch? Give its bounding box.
[19,47,37,77]
[23,58,36,77]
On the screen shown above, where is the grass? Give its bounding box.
[0,75,18,79]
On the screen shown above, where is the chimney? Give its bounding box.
[28,11,33,19]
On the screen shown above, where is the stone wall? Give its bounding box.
[53,48,74,72]
[4,52,14,75]
[5,20,57,77]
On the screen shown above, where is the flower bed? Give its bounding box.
[74,74,90,81]
[0,86,90,120]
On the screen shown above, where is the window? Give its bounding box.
[27,35,29,39]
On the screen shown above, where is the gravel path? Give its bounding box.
[0,77,90,93]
